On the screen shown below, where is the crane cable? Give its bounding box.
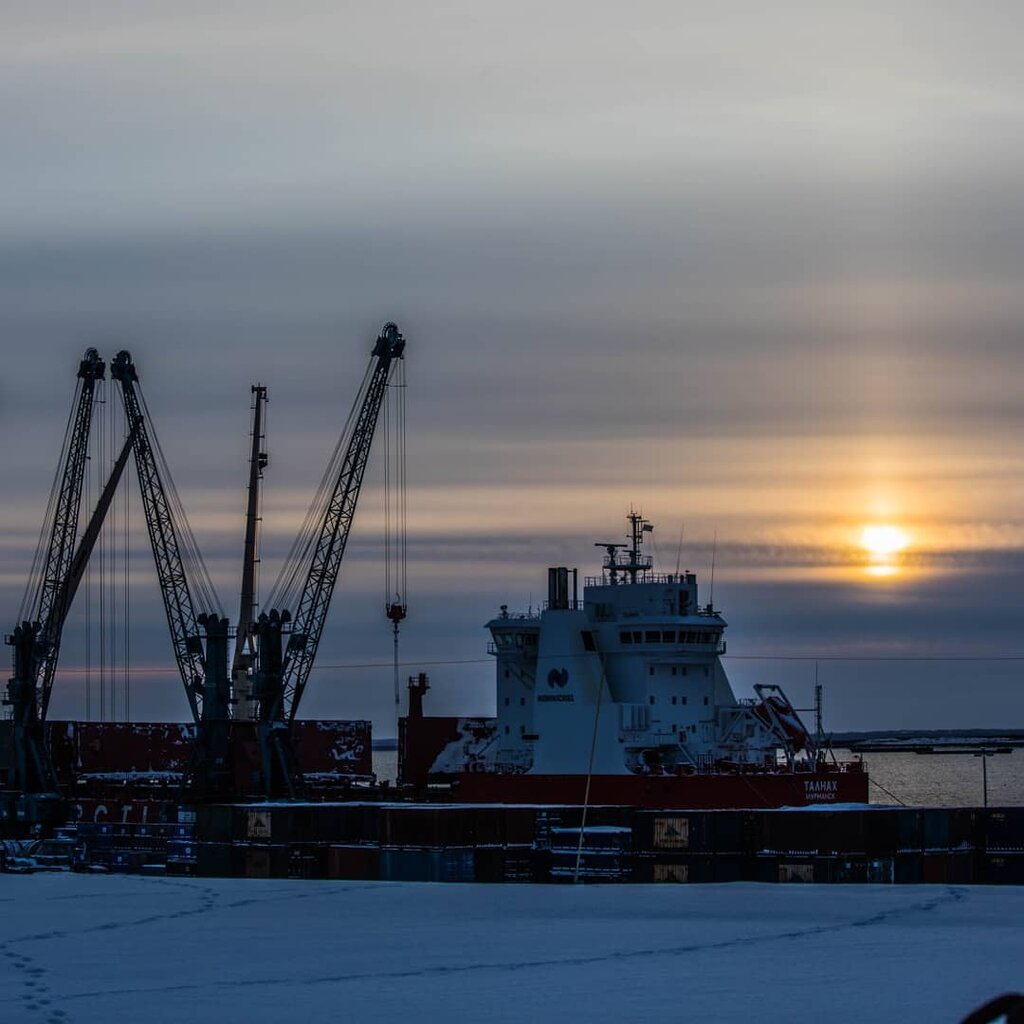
[383,357,408,722]
[98,379,106,720]
[135,384,222,616]
[267,359,375,613]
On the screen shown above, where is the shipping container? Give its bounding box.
[922,808,976,851]
[633,854,718,884]
[379,846,476,883]
[551,849,630,882]
[196,841,245,878]
[326,844,380,880]
[712,854,748,883]
[922,850,975,884]
[753,854,820,883]
[762,810,867,855]
[504,808,537,846]
[982,808,1024,852]
[549,826,631,854]
[980,852,1024,885]
[894,852,924,884]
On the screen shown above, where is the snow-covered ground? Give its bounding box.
[1,876,1020,1023]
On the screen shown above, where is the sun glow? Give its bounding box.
[858,524,911,579]
[860,525,910,558]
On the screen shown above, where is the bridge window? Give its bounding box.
[662,630,676,643]
[633,631,642,643]
[581,631,597,652]
[649,695,655,704]
[645,630,659,643]
[671,696,677,705]
[620,632,633,644]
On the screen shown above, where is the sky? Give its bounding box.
[1,2,1022,735]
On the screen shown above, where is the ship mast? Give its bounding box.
[595,510,653,584]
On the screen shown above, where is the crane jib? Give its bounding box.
[253,322,405,797]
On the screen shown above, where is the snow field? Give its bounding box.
[0,875,1021,1023]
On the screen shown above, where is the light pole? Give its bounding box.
[910,745,1011,809]
[972,749,996,809]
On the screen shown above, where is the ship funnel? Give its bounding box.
[547,567,571,610]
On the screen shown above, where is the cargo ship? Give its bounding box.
[400,512,868,808]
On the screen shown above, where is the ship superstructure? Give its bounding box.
[487,512,810,777]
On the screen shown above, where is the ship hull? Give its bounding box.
[452,769,868,809]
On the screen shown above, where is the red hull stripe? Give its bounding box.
[453,772,869,809]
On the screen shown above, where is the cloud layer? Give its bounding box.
[2,2,1022,733]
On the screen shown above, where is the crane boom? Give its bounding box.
[253,323,405,798]
[281,324,406,723]
[232,384,268,719]
[5,349,106,802]
[40,425,137,718]
[110,351,205,722]
[31,349,106,720]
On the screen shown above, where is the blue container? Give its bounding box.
[380,846,476,882]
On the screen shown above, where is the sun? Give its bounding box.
[860,525,910,558]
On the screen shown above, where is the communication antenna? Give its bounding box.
[814,662,823,760]
[708,528,718,609]
[674,523,684,577]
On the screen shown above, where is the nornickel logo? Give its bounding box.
[547,668,569,688]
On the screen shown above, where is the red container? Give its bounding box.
[327,844,381,880]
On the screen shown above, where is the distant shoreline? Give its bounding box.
[831,729,1024,752]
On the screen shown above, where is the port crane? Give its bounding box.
[109,352,232,800]
[6,328,404,812]
[4,350,138,821]
[253,323,406,798]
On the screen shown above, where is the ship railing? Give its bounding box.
[491,610,542,623]
[488,638,541,655]
[584,572,698,588]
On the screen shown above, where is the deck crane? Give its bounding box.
[232,384,268,722]
[5,349,136,822]
[254,323,406,798]
[110,352,233,800]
